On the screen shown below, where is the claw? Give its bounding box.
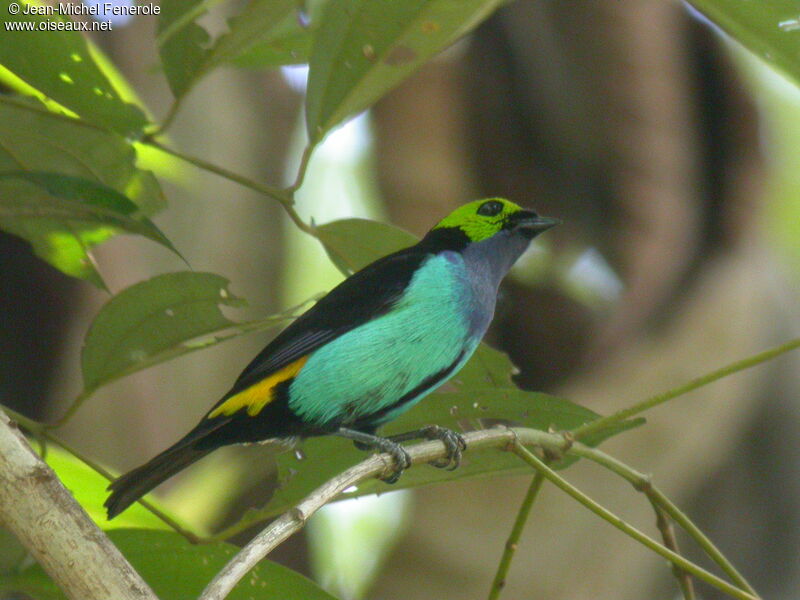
[337,428,412,483]
[374,438,412,483]
[418,426,466,471]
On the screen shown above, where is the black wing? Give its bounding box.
[223,246,429,397]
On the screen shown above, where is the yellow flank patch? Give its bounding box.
[208,356,309,419]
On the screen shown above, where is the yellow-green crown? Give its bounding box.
[433,198,523,242]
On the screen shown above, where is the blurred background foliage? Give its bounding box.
[1,0,800,599]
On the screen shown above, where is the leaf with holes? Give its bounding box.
[0,0,147,136]
[231,9,314,68]
[80,272,309,396]
[158,0,300,99]
[306,0,504,141]
[81,272,246,393]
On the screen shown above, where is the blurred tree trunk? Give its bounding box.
[370,1,797,598]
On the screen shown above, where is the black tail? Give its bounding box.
[105,439,213,519]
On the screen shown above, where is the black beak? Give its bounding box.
[506,210,561,235]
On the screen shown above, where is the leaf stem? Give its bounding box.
[48,390,91,429]
[511,441,758,600]
[287,143,316,193]
[572,338,800,440]
[149,100,182,138]
[487,471,545,600]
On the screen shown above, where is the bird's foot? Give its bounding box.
[388,425,467,471]
[336,427,411,484]
[420,425,467,471]
[371,437,412,484]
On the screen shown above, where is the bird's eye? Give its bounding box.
[477,200,504,217]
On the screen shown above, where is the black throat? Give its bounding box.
[416,226,470,253]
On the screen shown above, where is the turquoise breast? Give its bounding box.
[288,252,480,428]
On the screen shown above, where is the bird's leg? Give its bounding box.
[336,427,412,484]
[387,425,467,471]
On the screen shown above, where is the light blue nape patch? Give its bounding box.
[288,253,481,427]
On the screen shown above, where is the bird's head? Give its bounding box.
[423,198,560,248]
[420,198,560,281]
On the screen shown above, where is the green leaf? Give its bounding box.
[316,217,417,273]
[0,568,61,600]
[44,446,170,531]
[0,98,165,284]
[1,529,337,600]
[0,98,164,214]
[158,0,300,99]
[0,177,109,287]
[231,10,313,68]
[687,0,800,88]
[157,0,213,98]
[210,0,300,69]
[306,0,503,141]
[0,173,180,286]
[0,0,147,136]
[0,528,27,576]
[81,272,246,393]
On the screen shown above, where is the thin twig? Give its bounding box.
[572,338,800,441]
[568,443,757,595]
[144,139,288,203]
[651,501,696,600]
[48,390,91,430]
[511,441,758,600]
[142,139,317,237]
[487,471,546,600]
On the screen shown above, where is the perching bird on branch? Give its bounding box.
[105,198,559,518]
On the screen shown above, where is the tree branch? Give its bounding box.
[199,426,756,600]
[0,409,158,600]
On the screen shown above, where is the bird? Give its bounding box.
[105,198,559,518]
